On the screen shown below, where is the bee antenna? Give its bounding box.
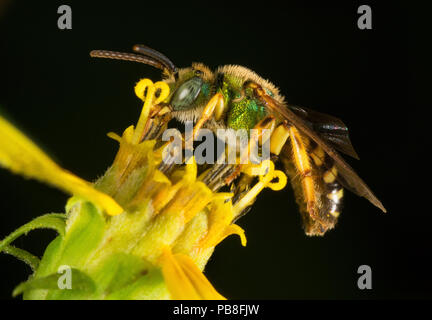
[132,44,178,76]
[90,50,167,72]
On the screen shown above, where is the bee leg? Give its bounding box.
[143,106,173,141]
[241,115,276,164]
[228,116,288,218]
[192,93,224,140]
[270,121,290,155]
[199,163,237,192]
[225,116,276,185]
[233,159,287,217]
[288,126,318,218]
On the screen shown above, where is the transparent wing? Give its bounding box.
[255,92,386,213]
[289,106,360,160]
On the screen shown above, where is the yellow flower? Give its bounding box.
[0,78,287,300]
[0,116,123,216]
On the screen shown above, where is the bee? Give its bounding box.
[90,45,386,236]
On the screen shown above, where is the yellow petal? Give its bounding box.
[199,198,247,249]
[184,156,198,182]
[161,247,226,300]
[216,224,247,247]
[0,116,123,216]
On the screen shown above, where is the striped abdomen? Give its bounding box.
[282,135,344,236]
[310,141,344,220]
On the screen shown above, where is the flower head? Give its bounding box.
[0,78,287,299]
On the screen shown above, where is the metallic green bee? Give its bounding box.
[90,45,385,236]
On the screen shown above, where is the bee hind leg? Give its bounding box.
[287,126,319,219]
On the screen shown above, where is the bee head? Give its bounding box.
[166,63,215,114]
[90,45,215,121]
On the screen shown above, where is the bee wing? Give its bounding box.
[258,94,386,213]
[289,106,360,160]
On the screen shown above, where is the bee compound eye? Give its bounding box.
[171,76,203,111]
[194,69,204,76]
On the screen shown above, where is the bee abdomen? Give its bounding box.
[310,143,344,218]
[325,183,343,218]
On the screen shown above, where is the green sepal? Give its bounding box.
[21,200,106,299]
[23,236,63,300]
[23,253,168,300]
[1,245,40,272]
[90,253,167,300]
[13,268,96,299]
[0,213,66,254]
[58,200,106,267]
[0,213,66,274]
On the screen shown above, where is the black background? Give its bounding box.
[0,1,428,300]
